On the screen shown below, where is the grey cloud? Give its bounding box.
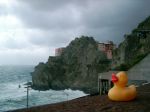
[13,2,82,29]
[18,0,71,11]
[80,0,150,43]
[0,5,8,15]
[26,29,77,48]
[12,0,150,46]
[1,37,30,50]
[17,0,88,11]
[83,0,149,28]
[1,0,150,65]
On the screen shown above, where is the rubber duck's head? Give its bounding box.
[111,71,128,87]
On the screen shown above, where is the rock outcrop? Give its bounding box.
[32,36,110,93]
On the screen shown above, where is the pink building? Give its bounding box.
[98,41,116,59]
[55,47,65,56]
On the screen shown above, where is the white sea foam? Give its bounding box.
[0,66,87,112]
[1,83,87,112]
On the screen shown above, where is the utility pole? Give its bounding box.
[25,85,31,109]
[27,86,29,108]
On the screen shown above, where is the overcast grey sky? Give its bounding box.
[0,0,150,65]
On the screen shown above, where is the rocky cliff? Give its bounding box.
[112,16,150,70]
[32,36,110,93]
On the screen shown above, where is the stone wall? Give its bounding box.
[127,54,150,81]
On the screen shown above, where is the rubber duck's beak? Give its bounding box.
[111,73,118,83]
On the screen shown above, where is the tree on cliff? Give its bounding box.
[31,36,109,93]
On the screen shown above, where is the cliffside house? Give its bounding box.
[55,47,65,56]
[98,41,116,60]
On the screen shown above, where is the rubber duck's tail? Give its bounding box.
[128,85,137,98]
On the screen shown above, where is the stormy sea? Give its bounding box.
[0,65,87,112]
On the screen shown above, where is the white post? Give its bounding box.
[99,75,102,95]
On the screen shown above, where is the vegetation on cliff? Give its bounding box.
[112,16,150,70]
[32,36,110,93]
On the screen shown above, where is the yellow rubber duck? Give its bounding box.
[108,71,136,101]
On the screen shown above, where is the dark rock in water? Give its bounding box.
[18,85,21,88]
[24,82,32,86]
[31,36,110,93]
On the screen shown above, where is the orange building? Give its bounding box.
[98,41,116,59]
[55,47,65,56]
